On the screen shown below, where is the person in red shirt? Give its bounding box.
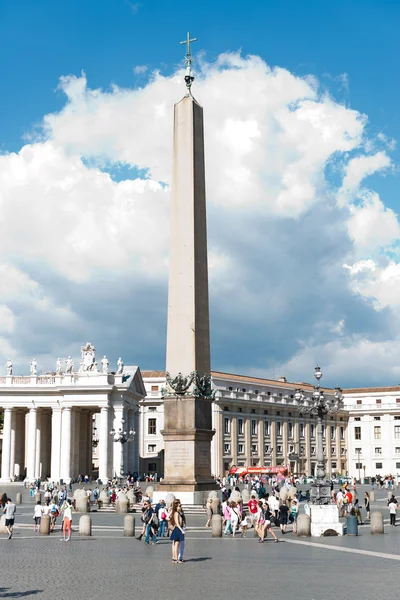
[346,490,353,505]
[248,496,259,523]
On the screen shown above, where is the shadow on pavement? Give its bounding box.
[184,557,212,562]
[0,591,42,598]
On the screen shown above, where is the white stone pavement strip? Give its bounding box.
[281,538,400,562]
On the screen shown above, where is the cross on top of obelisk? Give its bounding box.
[180,32,197,94]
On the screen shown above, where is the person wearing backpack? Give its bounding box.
[158,500,168,538]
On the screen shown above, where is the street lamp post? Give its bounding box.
[294,366,343,505]
[109,418,135,480]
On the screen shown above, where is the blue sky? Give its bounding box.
[0,0,399,386]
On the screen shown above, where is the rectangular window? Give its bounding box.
[264,444,270,454]
[331,462,337,469]
[396,462,400,469]
[311,446,316,456]
[251,408,256,414]
[276,421,282,437]
[395,416,400,420]
[330,425,335,440]
[288,422,293,438]
[397,399,400,404]
[341,448,346,455]
[277,445,283,454]
[376,462,383,469]
[224,461,230,472]
[238,407,243,413]
[374,416,381,421]
[224,418,230,435]
[395,426,400,439]
[376,399,382,404]
[251,444,258,454]
[148,462,157,472]
[300,423,304,438]
[224,406,229,411]
[355,462,362,469]
[148,418,156,435]
[356,399,362,405]
[148,406,157,412]
[374,426,381,440]
[238,443,244,454]
[354,427,361,440]
[311,424,315,439]
[242,388,246,393]
[396,448,400,454]
[355,447,362,454]
[354,417,361,421]
[147,444,156,453]
[228,386,233,391]
[151,385,158,392]
[331,446,336,455]
[224,443,230,454]
[251,420,257,436]
[375,447,382,454]
[238,418,244,435]
[264,420,270,436]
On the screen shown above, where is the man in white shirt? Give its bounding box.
[388,499,398,526]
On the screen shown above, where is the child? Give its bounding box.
[240,514,252,537]
[33,500,43,532]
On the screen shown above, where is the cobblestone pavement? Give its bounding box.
[0,484,398,599]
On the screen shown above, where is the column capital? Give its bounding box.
[29,407,37,413]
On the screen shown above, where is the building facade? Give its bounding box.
[141,371,349,478]
[344,386,400,478]
[0,344,145,483]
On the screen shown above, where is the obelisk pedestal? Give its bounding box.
[155,52,218,505]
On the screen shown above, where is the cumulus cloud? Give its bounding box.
[0,51,398,385]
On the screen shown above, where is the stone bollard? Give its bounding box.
[115,494,129,514]
[34,492,41,503]
[126,489,135,507]
[370,511,384,534]
[241,489,250,505]
[16,493,22,504]
[123,515,135,537]
[39,514,51,535]
[212,496,221,516]
[0,515,8,534]
[74,490,89,513]
[99,489,110,508]
[296,514,311,537]
[79,515,92,536]
[211,514,223,537]
[369,490,375,502]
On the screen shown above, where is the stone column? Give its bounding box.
[50,407,62,482]
[282,420,288,466]
[14,411,25,479]
[99,407,109,482]
[35,410,42,479]
[60,407,72,483]
[0,408,12,481]
[245,417,251,465]
[294,421,300,473]
[258,418,264,467]
[305,422,311,475]
[9,409,16,480]
[231,415,238,469]
[112,406,124,478]
[72,409,80,479]
[26,408,37,481]
[270,420,277,466]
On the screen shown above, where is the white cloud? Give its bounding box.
[0,51,398,385]
[133,65,148,75]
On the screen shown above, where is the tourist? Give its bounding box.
[240,514,252,537]
[3,498,16,539]
[205,498,213,527]
[247,494,258,524]
[33,500,43,532]
[364,492,370,519]
[158,500,168,537]
[230,501,241,537]
[176,500,186,562]
[388,497,398,526]
[223,501,232,535]
[290,499,299,533]
[61,499,73,541]
[261,502,279,543]
[255,501,265,541]
[49,499,59,532]
[1,492,7,509]
[169,499,185,564]
[354,499,363,524]
[278,500,289,534]
[143,500,158,544]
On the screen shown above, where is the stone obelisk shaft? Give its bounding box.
[166,95,210,377]
[160,94,215,501]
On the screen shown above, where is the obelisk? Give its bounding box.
[159,33,216,504]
